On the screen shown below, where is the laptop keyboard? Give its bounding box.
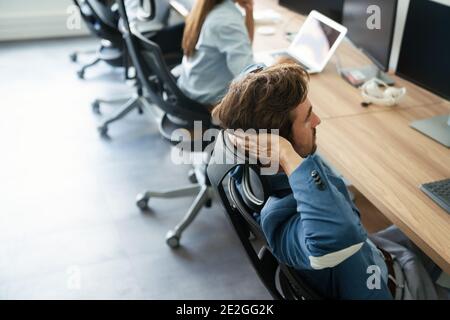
[421,178,450,214]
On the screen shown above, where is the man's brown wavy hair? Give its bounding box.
[212,63,309,139]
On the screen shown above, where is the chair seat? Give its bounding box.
[99,46,123,62]
[158,113,217,152]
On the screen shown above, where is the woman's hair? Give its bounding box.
[212,63,309,139]
[182,0,224,57]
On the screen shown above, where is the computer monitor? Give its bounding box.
[340,0,398,86]
[278,0,344,23]
[397,0,450,147]
[342,0,398,72]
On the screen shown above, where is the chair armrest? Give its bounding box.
[170,64,183,79]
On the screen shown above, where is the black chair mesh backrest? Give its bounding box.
[116,0,211,127]
[153,0,172,24]
[207,131,323,300]
[74,0,122,45]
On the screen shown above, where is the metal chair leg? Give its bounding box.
[70,49,97,62]
[165,186,212,248]
[136,184,201,210]
[94,97,130,104]
[91,96,131,114]
[97,95,141,136]
[135,161,213,248]
[77,58,101,79]
[140,185,200,200]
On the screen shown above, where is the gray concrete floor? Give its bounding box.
[0,37,270,299]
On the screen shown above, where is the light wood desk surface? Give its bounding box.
[254,0,444,119]
[317,103,450,274]
[255,0,450,273]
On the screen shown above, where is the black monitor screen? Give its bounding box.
[396,0,450,100]
[279,0,344,23]
[342,0,397,71]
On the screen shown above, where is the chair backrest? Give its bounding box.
[74,0,123,45]
[207,131,323,300]
[152,0,171,24]
[117,0,212,130]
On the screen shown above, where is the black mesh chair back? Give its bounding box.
[207,131,323,300]
[117,0,212,139]
[74,0,123,45]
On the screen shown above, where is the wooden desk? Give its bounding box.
[317,103,450,273]
[254,0,443,120]
[255,0,450,273]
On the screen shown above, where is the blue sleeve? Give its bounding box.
[260,154,367,270]
[335,245,393,300]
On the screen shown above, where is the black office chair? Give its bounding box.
[95,0,185,135]
[116,0,216,248]
[207,131,323,300]
[70,0,125,79]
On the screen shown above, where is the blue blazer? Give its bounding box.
[235,154,393,299]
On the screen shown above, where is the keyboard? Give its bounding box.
[421,178,450,214]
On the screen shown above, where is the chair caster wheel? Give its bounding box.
[138,107,143,115]
[136,193,150,210]
[188,169,197,183]
[166,230,180,248]
[91,101,101,114]
[77,70,85,79]
[70,53,77,62]
[205,199,212,208]
[98,125,108,137]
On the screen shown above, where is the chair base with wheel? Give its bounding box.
[92,54,182,138]
[71,41,125,79]
[96,90,145,137]
[135,114,215,248]
[136,162,214,248]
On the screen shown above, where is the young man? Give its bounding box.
[212,63,449,299]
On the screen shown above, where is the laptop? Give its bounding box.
[255,10,347,74]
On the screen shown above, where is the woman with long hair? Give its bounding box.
[177,0,255,106]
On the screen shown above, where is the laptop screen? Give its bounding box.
[290,15,342,69]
